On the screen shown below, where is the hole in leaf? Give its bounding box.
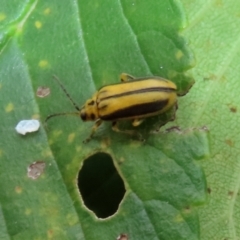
[78,152,126,218]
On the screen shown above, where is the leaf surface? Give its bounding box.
[0,1,208,239]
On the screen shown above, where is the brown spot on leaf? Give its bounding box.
[27,161,46,180]
[116,234,128,240]
[228,191,234,197]
[36,86,50,98]
[47,229,54,238]
[230,107,237,113]
[225,139,234,147]
[15,186,23,194]
[184,206,191,214]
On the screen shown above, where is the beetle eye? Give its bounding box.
[80,112,87,121]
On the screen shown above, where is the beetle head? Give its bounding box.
[80,95,98,121]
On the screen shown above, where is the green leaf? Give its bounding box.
[0,0,208,239]
[180,0,240,239]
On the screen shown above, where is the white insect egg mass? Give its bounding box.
[15,120,40,135]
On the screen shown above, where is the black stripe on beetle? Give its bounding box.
[100,87,176,101]
[101,99,169,120]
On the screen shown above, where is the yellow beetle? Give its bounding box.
[46,73,177,142]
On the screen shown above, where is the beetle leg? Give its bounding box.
[112,121,144,141]
[120,73,135,82]
[83,119,102,143]
[132,118,144,127]
[112,121,120,132]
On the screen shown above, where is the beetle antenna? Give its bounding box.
[52,75,80,111]
[44,112,79,124]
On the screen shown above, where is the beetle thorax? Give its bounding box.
[80,95,98,121]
